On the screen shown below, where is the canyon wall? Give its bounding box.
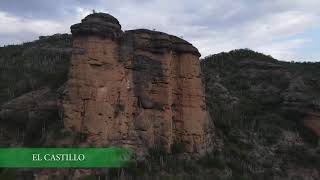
[62,13,210,155]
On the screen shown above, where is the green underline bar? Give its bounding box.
[0,148,132,168]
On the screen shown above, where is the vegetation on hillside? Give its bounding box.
[0,36,319,179]
[0,34,71,104]
[201,49,320,179]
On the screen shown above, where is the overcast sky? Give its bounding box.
[0,0,319,61]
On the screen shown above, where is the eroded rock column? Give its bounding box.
[63,13,210,154]
[63,13,135,147]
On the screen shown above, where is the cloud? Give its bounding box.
[0,0,319,61]
[247,11,317,41]
[0,12,66,34]
[0,11,69,45]
[187,9,319,61]
[257,39,311,61]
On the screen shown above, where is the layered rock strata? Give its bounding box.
[62,13,209,155]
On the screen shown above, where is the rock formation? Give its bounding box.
[62,13,209,155]
[0,21,320,179]
[0,87,59,146]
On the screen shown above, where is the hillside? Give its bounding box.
[201,49,320,179]
[0,35,319,179]
[0,34,71,105]
[0,34,71,148]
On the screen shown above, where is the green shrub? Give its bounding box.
[0,169,17,180]
[198,153,226,170]
[171,142,186,154]
[149,145,167,160]
[80,174,96,180]
[126,160,147,176]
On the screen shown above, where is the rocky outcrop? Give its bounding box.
[0,27,320,179]
[0,87,59,146]
[62,13,209,155]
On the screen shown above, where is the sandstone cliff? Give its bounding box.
[62,13,210,155]
[1,16,319,180]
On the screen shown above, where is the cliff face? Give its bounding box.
[62,13,209,154]
[0,30,320,179]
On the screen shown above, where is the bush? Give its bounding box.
[126,160,147,176]
[149,145,167,160]
[0,169,17,180]
[198,153,226,170]
[171,142,186,154]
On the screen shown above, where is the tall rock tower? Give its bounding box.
[63,13,210,156]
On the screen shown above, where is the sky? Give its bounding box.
[0,0,319,62]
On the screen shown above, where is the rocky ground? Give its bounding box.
[0,35,319,179]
